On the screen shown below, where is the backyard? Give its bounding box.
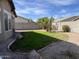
[10,31,68,52]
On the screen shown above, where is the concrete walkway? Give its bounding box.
[38,33,79,59]
[0,52,28,59]
[0,37,16,52]
[66,33,79,45]
[0,37,28,59]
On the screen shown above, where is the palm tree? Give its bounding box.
[47,17,55,32]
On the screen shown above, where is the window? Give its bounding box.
[0,20,1,33]
[0,9,2,33]
[4,13,8,31]
[3,10,12,31]
[8,15,12,29]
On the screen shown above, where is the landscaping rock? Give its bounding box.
[29,50,42,59]
[16,33,23,39]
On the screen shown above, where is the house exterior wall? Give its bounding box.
[0,0,15,41]
[56,19,79,33]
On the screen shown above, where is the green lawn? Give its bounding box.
[10,31,68,52]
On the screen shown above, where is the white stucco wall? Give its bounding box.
[57,19,79,33]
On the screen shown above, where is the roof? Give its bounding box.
[15,16,34,23]
[61,16,79,22]
[8,0,17,17]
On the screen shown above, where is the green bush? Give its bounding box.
[62,25,70,32]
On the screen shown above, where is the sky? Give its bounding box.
[13,0,79,21]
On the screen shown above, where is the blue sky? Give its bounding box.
[13,0,79,21]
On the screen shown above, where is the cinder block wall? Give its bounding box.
[15,23,41,30]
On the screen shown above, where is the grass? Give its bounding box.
[10,31,68,52]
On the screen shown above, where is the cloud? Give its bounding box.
[13,0,49,16]
[13,0,26,5]
[53,11,79,19]
[16,7,48,16]
[60,9,67,13]
[53,15,59,19]
[13,0,79,21]
[13,0,44,7]
[46,0,77,6]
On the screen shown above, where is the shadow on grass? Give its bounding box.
[10,31,61,52]
[10,31,79,59]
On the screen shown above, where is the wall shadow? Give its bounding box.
[10,31,61,52]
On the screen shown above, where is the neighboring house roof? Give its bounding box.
[8,0,17,17]
[15,16,29,23]
[61,16,79,22]
[15,16,35,24]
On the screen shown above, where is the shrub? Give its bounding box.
[62,25,70,32]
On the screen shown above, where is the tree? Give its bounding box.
[37,17,49,29]
[37,17,55,32]
[27,18,33,23]
[47,17,55,32]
